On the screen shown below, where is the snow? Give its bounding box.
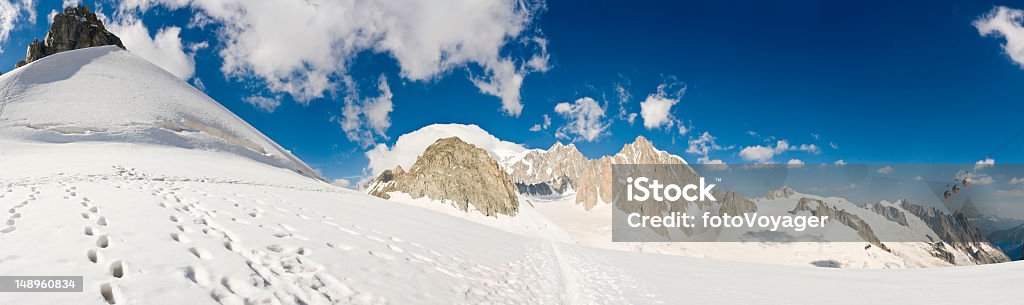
[0,46,318,180]
[2,140,1022,304]
[0,47,1020,304]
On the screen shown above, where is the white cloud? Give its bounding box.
[0,0,35,54]
[639,83,685,131]
[810,133,820,140]
[738,139,817,164]
[243,95,281,113]
[365,123,527,176]
[340,75,394,147]
[331,178,352,188]
[786,159,805,167]
[773,140,790,152]
[553,97,609,142]
[975,157,996,170]
[834,159,846,166]
[1010,177,1024,185]
[975,6,1024,68]
[106,17,198,80]
[739,145,775,163]
[686,131,729,164]
[62,0,79,8]
[117,0,548,116]
[877,166,893,174]
[968,173,996,185]
[914,175,923,181]
[614,83,637,125]
[530,114,551,132]
[829,141,839,149]
[791,143,821,154]
[697,158,726,165]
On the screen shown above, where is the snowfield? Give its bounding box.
[1,141,1022,305]
[0,46,1021,304]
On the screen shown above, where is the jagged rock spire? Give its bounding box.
[13,6,125,69]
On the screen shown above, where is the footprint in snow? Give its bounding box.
[188,247,212,260]
[96,235,110,248]
[369,250,395,261]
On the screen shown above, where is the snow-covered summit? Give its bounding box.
[0,46,319,180]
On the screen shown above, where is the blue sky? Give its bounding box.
[2,0,1024,185]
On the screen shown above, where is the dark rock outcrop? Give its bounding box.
[867,201,909,227]
[790,197,890,252]
[900,201,1009,264]
[367,137,519,217]
[13,6,125,69]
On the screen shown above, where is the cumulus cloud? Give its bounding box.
[968,173,995,185]
[975,6,1024,68]
[339,75,394,147]
[737,140,792,163]
[331,178,352,188]
[116,0,548,116]
[639,83,686,133]
[975,157,996,170]
[364,123,527,176]
[786,159,805,167]
[792,144,821,154]
[1010,177,1024,185]
[553,97,609,142]
[243,95,281,113]
[0,0,35,54]
[834,160,846,166]
[686,131,728,164]
[739,145,775,163]
[106,17,198,79]
[530,114,551,132]
[877,166,893,174]
[62,0,79,8]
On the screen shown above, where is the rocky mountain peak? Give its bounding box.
[765,185,796,200]
[622,135,653,151]
[549,141,579,153]
[613,135,685,165]
[13,5,126,70]
[368,137,519,217]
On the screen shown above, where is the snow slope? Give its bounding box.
[0,46,319,180]
[2,140,1023,304]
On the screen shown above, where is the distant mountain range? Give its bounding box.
[366,133,1012,267]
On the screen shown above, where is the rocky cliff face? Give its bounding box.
[899,201,1009,264]
[791,197,890,252]
[13,6,125,69]
[367,137,519,217]
[502,136,687,210]
[866,201,909,227]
